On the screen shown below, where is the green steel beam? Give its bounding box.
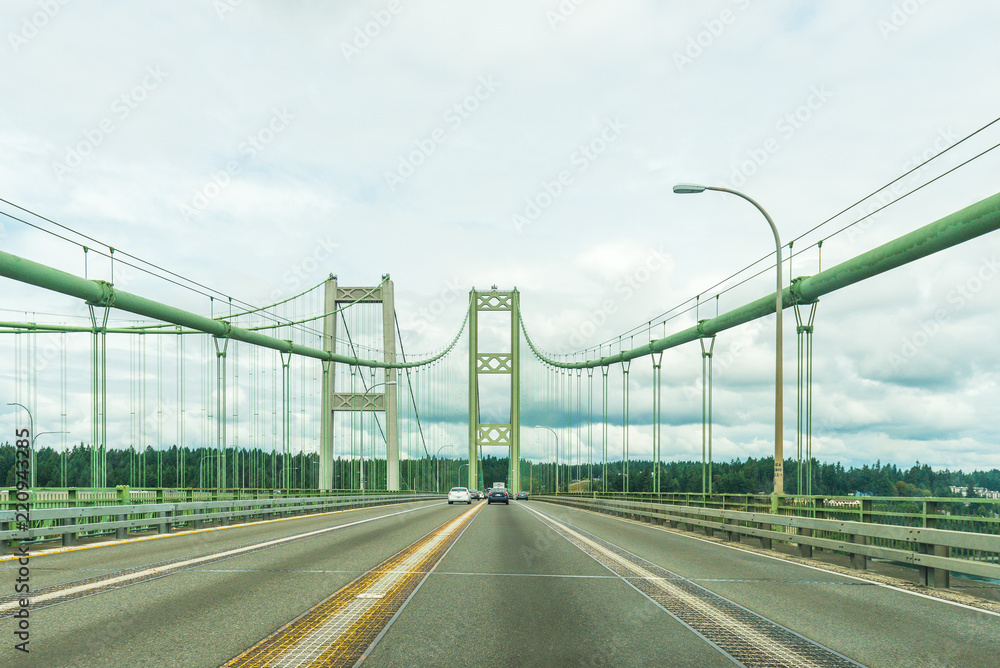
[0,250,467,370]
[524,190,1000,368]
[3,190,997,375]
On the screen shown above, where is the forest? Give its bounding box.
[2,442,998,498]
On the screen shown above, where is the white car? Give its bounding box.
[447,486,472,504]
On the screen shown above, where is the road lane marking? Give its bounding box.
[548,499,1000,618]
[0,499,443,562]
[524,504,866,668]
[0,503,437,616]
[224,503,484,668]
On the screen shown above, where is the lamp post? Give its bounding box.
[435,444,453,493]
[360,380,396,492]
[199,453,222,488]
[673,183,784,495]
[8,402,36,488]
[533,426,559,494]
[457,462,468,487]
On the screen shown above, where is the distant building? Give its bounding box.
[948,485,1000,499]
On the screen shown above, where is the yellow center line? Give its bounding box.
[224,503,483,668]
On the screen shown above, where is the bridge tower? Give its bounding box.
[320,275,399,491]
[468,287,521,492]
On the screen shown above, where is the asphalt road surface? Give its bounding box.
[2,498,997,667]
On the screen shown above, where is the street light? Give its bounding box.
[673,183,785,495]
[6,402,51,489]
[360,380,396,492]
[198,453,222,488]
[279,467,298,488]
[532,426,559,494]
[7,403,34,487]
[435,444,453,493]
[457,462,468,487]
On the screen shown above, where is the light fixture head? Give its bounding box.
[673,183,707,194]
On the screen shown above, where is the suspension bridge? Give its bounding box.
[1,191,999,666]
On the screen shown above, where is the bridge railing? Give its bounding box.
[536,492,1000,588]
[1,487,441,552]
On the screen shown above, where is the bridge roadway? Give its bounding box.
[2,498,997,667]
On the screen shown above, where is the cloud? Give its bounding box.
[2,0,1000,475]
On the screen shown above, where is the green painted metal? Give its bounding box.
[467,290,478,490]
[794,301,817,495]
[467,288,521,492]
[700,336,715,495]
[522,190,1000,368]
[511,289,521,494]
[0,249,466,370]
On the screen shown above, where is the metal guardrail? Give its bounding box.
[536,493,1000,588]
[1,489,441,551]
[0,486,431,509]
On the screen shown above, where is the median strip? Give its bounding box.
[224,502,483,668]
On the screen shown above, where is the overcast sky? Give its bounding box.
[2,1,999,478]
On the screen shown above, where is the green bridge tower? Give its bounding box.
[468,288,521,492]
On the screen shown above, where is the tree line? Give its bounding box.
[469,453,1000,498]
[2,443,998,498]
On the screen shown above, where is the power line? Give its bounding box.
[559,114,1000,356]
[0,204,326,340]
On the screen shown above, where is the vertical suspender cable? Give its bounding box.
[652,352,663,495]
[177,326,185,488]
[61,331,68,487]
[601,362,609,494]
[700,335,716,495]
[157,333,163,487]
[622,357,630,494]
[575,366,582,486]
[587,367,594,492]
[140,332,146,488]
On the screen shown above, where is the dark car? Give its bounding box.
[516,491,528,500]
[488,489,509,505]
